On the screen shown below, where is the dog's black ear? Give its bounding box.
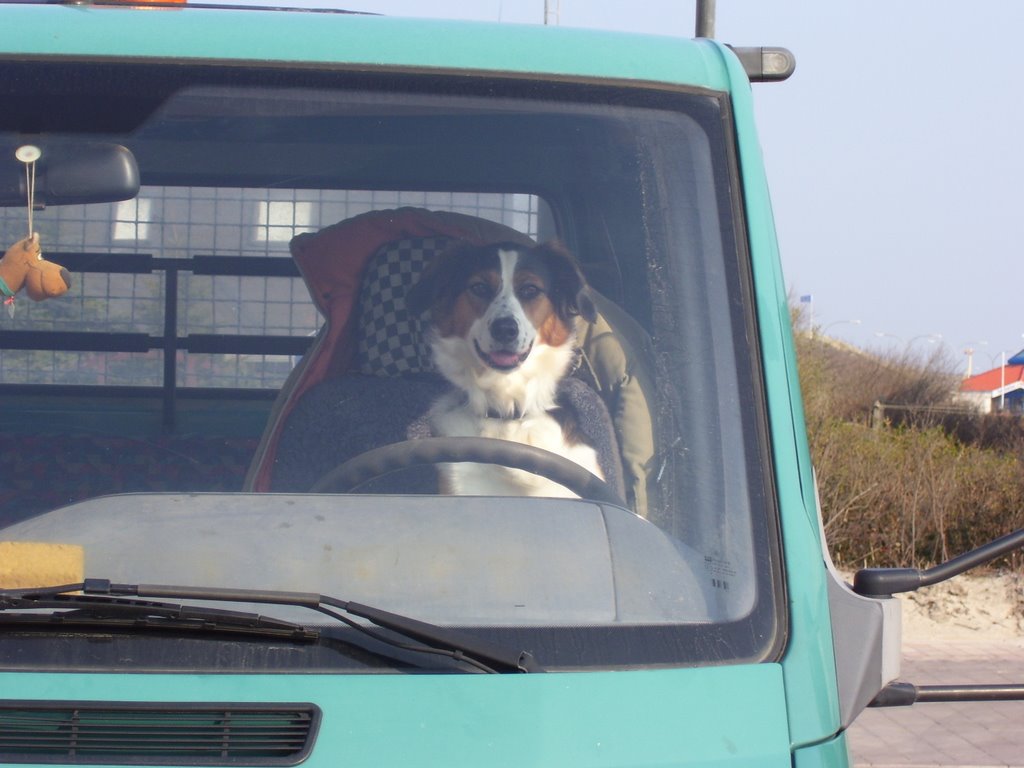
[405,265,438,317]
[576,287,598,324]
[406,244,465,316]
[537,240,597,324]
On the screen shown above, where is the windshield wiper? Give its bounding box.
[0,579,542,673]
[0,590,319,641]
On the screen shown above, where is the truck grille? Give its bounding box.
[0,702,320,765]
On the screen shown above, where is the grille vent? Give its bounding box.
[0,702,320,765]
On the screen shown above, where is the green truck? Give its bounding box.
[1,2,1020,766]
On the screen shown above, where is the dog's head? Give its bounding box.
[407,240,596,376]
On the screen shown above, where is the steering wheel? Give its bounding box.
[309,436,628,507]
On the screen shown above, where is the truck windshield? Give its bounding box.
[0,61,782,670]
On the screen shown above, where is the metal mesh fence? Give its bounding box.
[0,188,541,388]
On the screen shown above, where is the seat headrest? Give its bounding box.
[353,236,450,377]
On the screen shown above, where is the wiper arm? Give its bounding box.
[2,579,542,673]
[0,590,319,642]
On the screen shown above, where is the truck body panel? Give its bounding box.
[0,5,895,768]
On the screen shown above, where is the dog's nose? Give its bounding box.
[489,316,519,344]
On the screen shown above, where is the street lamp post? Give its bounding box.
[874,331,903,346]
[873,332,942,357]
[962,340,988,378]
[821,319,861,339]
[907,333,943,349]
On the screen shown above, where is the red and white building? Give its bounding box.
[958,349,1024,414]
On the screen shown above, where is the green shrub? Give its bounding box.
[812,420,1024,568]
[794,310,1024,569]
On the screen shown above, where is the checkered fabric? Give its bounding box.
[354,236,450,377]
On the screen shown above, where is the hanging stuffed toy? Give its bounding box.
[0,232,71,304]
[1,145,72,313]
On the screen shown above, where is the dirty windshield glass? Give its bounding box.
[0,62,780,669]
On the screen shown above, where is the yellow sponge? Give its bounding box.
[0,541,85,589]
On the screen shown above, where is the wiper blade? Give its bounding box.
[0,590,319,642]
[2,579,542,673]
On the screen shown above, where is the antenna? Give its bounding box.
[695,0,716,38]
[544,0,560,26]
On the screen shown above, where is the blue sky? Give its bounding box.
[250,0,1024,372]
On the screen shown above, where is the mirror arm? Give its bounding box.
[871,681,1024,707]
[853,527,1024,597]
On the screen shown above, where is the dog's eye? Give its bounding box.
[468,282,494,300]
[517,284,542,301]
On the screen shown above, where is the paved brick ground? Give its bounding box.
[848,640,1024,767]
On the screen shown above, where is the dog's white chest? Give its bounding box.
[431,406,602,498]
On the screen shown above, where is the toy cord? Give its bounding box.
[14,144,41,240]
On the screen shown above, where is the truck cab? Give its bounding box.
[0,3,898,766]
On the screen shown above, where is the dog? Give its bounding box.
[407,239,605,498]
